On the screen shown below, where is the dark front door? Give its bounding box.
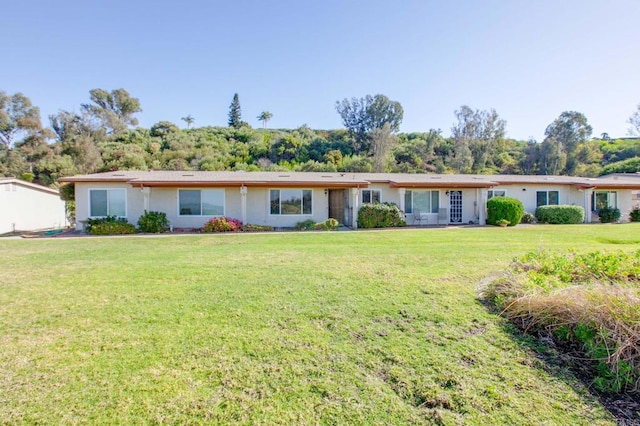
[328,189,346,225]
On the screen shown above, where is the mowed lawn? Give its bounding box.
[2,225,639,425]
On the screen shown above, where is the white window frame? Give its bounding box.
[361,189,381,204]
[269,189,313,216]
[404,190,439,214]
[178,189,225,217]
[592,191,617,212]
[88,188,127,218]
[487,190,506,199]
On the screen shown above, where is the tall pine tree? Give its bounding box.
[228,93,242,128]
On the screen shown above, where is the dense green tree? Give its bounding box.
[0,91,44,147]
[82,88,142,134]
[451,106,506,173]
[228,93,242,128]
[539,137,566,175]
[371,122,395,172]
[150,121,180,138]
[257,111,273,128]
[335,94,403,152]
[544,111,592,154]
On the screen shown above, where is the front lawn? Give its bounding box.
[1,225,638,424]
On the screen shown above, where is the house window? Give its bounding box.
[270,189,312,215]
[592,191,617,212]
[536,191,559,207]
[404,190,439,214]
[362,189,381,204]
[90,189,126,217]
[179,189,224,216]
[487,190,506,199]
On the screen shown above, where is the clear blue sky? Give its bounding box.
[3,0,639,141]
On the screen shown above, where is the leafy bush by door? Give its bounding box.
[535,205,584,224]
[137,211,170,233]
[486,197,524,227]
[357,203,405,228]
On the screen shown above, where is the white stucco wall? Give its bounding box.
[488,184,589,220]
[0,181,68,233]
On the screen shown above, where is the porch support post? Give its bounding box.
[478,189,487,225]
[240,186,248,225]
[584,188,593,223]
[398,188,406,213]
[351,188,359,229]
[141,186,151,212]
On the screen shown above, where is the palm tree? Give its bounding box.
[181,115,195,129]
[257,111,273,129]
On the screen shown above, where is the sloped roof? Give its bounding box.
[0,178,60,196]
[57,171,640,190]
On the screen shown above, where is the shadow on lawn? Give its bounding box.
[476,298,640,425]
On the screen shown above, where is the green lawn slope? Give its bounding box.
[2,225,638,424]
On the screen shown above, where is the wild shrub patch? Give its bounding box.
[481,250,640,393]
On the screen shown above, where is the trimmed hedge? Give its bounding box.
[137,211,170,233]
[598,207,621,223]
[535,205,585,224]
[86,216,136,235]
[486,197,524,227]
[357,203,406,229]
[312,218,339,231]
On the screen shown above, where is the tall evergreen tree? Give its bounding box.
[228,93,242,128]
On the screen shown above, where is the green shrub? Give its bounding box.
[598,207,621,223]
[295,219,317,231]
[630,207,640,222]
[535,205,584,224]
[482,250,640,393]
[486,197,524,227]
[312,218,339,231]
[86,216,136,235]
[137,211,170,233]
[241,224,274,232]
[357,203,406,229]
[202,217,242,232]
[520,212,536,224]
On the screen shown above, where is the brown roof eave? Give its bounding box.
[389,182,496,189]
[130,180,368,188]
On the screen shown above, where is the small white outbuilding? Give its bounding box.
[0,178,68,234]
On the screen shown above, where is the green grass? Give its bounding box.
[2,225,639,424]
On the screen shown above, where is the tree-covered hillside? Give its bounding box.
[1,89,639,188]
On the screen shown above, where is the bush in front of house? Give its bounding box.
[357,203,406,229]
[295,219,317,231]
[312,218,339,231]
[535,205,584,224]
[630,207,640,222]
[486,197,524,227]
[520,212,536,224]
[137,211,170,233]
[598,207,621,223]
[86,216,136,235]
[202,217,242,232]
[241,224,275,232]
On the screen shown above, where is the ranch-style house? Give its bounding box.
[59,171,640,230]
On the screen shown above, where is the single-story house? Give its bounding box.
[58,171,640,230]
[0,178,68,234]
